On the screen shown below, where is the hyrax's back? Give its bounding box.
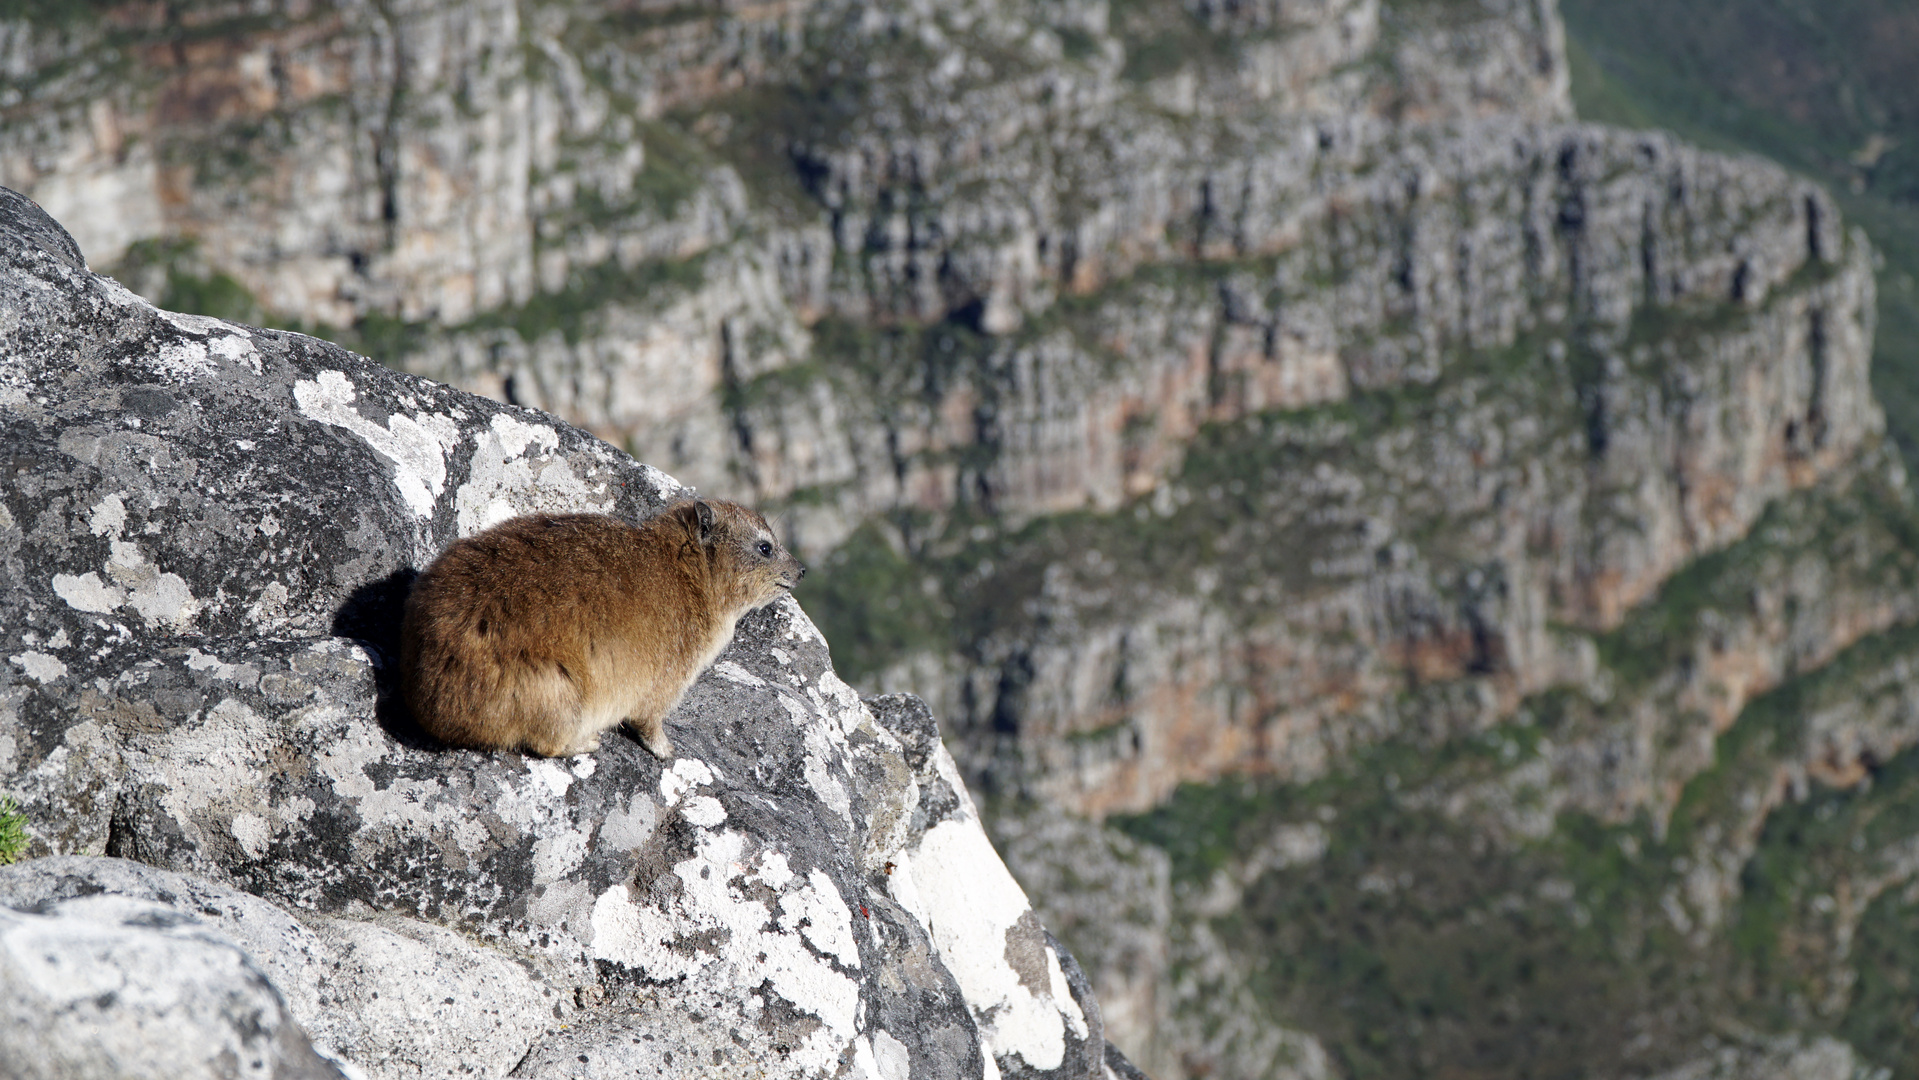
[400,500,803,759]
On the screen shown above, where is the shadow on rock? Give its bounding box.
[331,566,439,750]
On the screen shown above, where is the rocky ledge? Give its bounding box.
[0,185,1136,1080]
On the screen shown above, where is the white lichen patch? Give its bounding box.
[599,792,659,851]
[892,818,1085,1072]
[659,757,716,807]
[533,824,590,882]
[207,332,262,376]
[628,462,682,501]
[184,650,259,686]
[143,313,262,378]
[52,571,124,614]
[781,693,853,829]
[454,413,613,536]
[230,812,272,860]
[782,868,862,970]
[486,412,555,459]
[588,831,863,1075]
[681,795,728,828]
[294,370,457,518]
[777,600,829,647]
[151,337,214,380]
[88,494,126,536]
[9,651,67,684]
[710,661,764,687]
[122,570,200,628]
[88,547,195,628]
[524,758,574,800]
[52,507,205,629]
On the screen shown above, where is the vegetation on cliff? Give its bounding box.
[1112,458,1919,1077]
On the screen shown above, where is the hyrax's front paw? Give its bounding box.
[625,717,674,760]
[640,730,674,760]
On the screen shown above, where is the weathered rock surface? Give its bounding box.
[0,866,359,1080]
[0,186,1128,1079]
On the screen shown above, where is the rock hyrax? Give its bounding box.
[399,499,804,759]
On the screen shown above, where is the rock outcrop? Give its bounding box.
[0,186,1129,1080]
[0,864,358,1080]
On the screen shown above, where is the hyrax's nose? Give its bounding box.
[796,562,807,580]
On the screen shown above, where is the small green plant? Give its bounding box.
[0,795,28,866]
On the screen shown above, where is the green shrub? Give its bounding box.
[0,795,27,866]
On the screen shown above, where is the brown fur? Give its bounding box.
[399,499,804,759]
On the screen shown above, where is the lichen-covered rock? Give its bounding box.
[0,873,358,1080]
[0,186,1128,1080]
[0,854,552,1078]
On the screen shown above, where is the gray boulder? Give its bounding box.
[0,186,1129,1079]
[0,872,358,1080]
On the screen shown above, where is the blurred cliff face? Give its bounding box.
[0,0,1566,325]
[3,0,1594,809]
[1,0,1568,493]
[11,1,1919,1078]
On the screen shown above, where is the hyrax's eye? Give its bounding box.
[758,540,773,557]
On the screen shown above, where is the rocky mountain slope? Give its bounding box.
[6,0,1919,1077]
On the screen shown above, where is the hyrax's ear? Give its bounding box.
[695,499,715,541]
